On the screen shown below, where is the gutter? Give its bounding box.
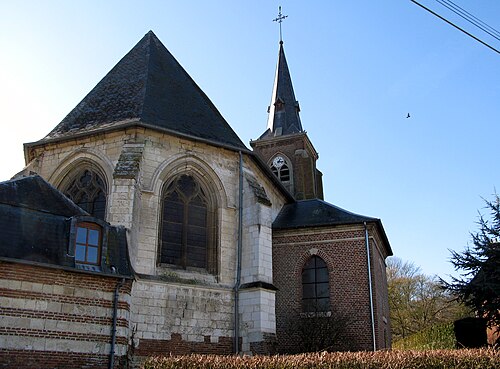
[364,222,376,351]
[233,151,244,354]
[109,278,125,369]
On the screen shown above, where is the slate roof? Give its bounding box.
[262,41,303,139]
[273,199,376,229]
[0,175,87,217]
[0,175,132,276]
[41,31,246,150]
[273,198,392,255]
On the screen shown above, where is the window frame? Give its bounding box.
[158,174,218,275]
[68,216,109,271]
[74,221,102,265]
[301,255,330,313]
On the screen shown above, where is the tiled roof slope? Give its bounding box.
[44,31,246,150]
[273,198,392,255]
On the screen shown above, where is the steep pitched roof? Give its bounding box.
[262,41,303,138]
[42,31,246,150]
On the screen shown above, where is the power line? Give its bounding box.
[410,0,500,54]
[439,0,500,39]
[436,0,500,41]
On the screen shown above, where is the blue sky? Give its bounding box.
[0,1,499,279]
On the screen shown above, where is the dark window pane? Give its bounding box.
[316,282,329,298]
[188,204,206,227]
[316,267,328,283]
[178,175,197,199]
[164,198,183,223]
[280,165,290,181]
[88,229,99,246]
[75,244,86,262]
[87,246,98,263]
[93,191,106,220]
[303,284,316,299]
[302,268,315,284]
[76,227,87,244]
[315,257,326,268]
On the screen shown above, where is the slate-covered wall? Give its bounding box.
[0,261,132,369]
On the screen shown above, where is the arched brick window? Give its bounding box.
[302,255,330,312]
[159,174,217,274]
[64,169,107,220]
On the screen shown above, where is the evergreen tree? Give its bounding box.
[444,193,500,329]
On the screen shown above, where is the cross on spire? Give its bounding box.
[273,6,288,43]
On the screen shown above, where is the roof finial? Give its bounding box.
[273,6,288,43]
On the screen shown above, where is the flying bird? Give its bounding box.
[406,113,410,118]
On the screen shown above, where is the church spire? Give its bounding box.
[266,14,303,137]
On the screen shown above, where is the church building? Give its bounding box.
[0,30,392,368]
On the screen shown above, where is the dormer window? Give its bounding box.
[75,222,101,265]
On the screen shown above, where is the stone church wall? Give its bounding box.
[272,224,389,353]
[0,260,131,369]
[25,127,287,357]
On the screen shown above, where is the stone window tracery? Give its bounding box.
[270,155,290,182]
[159,174,217,274]
[64,169,107,220]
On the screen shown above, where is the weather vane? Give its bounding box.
[273,6,288,42]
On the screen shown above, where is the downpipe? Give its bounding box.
[233,151,243,354]
[109,278,125,369]
[364,222,376,351]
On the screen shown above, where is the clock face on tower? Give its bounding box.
[272,156,285,168]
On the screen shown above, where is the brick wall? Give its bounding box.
[272,224,390,353]
[0,260,131,369]
[251,132,320,200]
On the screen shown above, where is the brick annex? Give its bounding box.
[0,31,392,368]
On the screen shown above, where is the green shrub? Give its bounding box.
[143,349,499,369]
[393,322,456,350]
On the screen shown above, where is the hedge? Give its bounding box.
[143,349,499,369]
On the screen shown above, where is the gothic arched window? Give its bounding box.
[302,256,330,312]
[159,174,217,274]
[270,155,290,182]
[64,169,107,220]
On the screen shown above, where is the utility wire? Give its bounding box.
[410,0,500,54]
[436,0,500,41]
[439,0,500,39]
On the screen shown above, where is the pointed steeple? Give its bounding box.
[41,31,246,150]
[265,41,303,137]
